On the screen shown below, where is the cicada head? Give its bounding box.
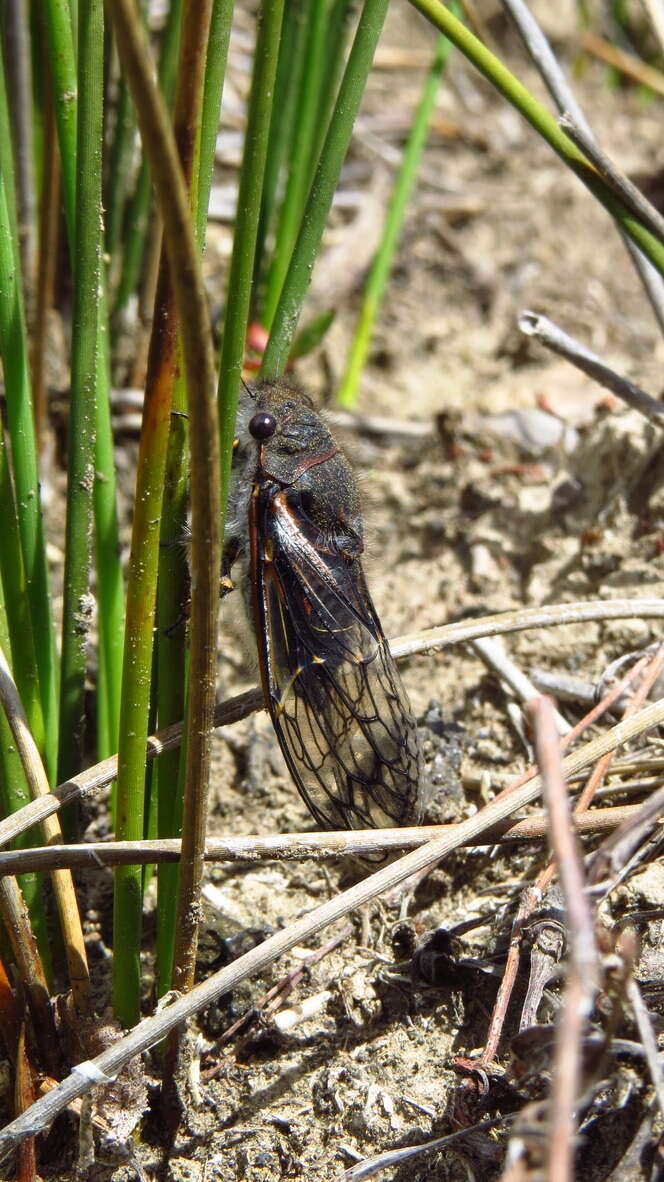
[240,380,363,548]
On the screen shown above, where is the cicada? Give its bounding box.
[224,380,424,832]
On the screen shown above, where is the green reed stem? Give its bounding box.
[105,0,149,286]
[0,135,57,785]
[105,76,135,273]
[195,0,233,241]
[408,0,664,273]
[259,0,390,378]
[112,280,175,1025]
[112,0,182,330]
[337,29,454,408]
[156,0,232,995]
[161,0,217,1011]
[314,0,354,151]
[93,295,125,761]
[252,0,302,312]
[0,50,20,254]
[109,0,219,1027]
[0,428,44,754]
[41,0,77,248]
[43,0,124,764]
[3,0,36,301]
[57,0,104,784]
[218,0,285,521]
[261,0,328,328]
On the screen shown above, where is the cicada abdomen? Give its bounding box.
[225,380,424,832]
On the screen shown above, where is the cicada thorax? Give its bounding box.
[231,380,424,833]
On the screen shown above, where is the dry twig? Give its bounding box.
[519,312,664,425]
[0,803,651,876]
[531,697,600,1182]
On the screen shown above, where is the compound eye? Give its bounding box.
[249,411,277,441]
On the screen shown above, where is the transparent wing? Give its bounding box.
[253,489,423,831]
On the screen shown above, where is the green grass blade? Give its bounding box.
[261,0,328,328]
[217,0,285,520]
[57,0,105,784]
[408,0,664,275]
[337,29,455,408]
[259,0,391,378]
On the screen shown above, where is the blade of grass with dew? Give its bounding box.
[112,0,183,337]
[156,0,233,994]
[337,25,456,408]
[57,0,105,786]
[406,0,664,276]
[0,151,58,786]
[43,0,125,763]
[261,0,329,329]
[259,0,391,378]
[218,0,285,521]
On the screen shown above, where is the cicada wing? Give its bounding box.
[254,492,423,831]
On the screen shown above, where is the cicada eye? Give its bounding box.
[249,411,277,441]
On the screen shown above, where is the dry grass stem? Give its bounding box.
[625,975,664,1118]
[344,1116,510,1180]
[471,634,571,734]
[588,781,664,891]
[519,311,664,424]
[559,113,664,247]
[0,803,653,877]
[503,0,664,332]
[530,697,600,1182]
[580,30,664,98]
